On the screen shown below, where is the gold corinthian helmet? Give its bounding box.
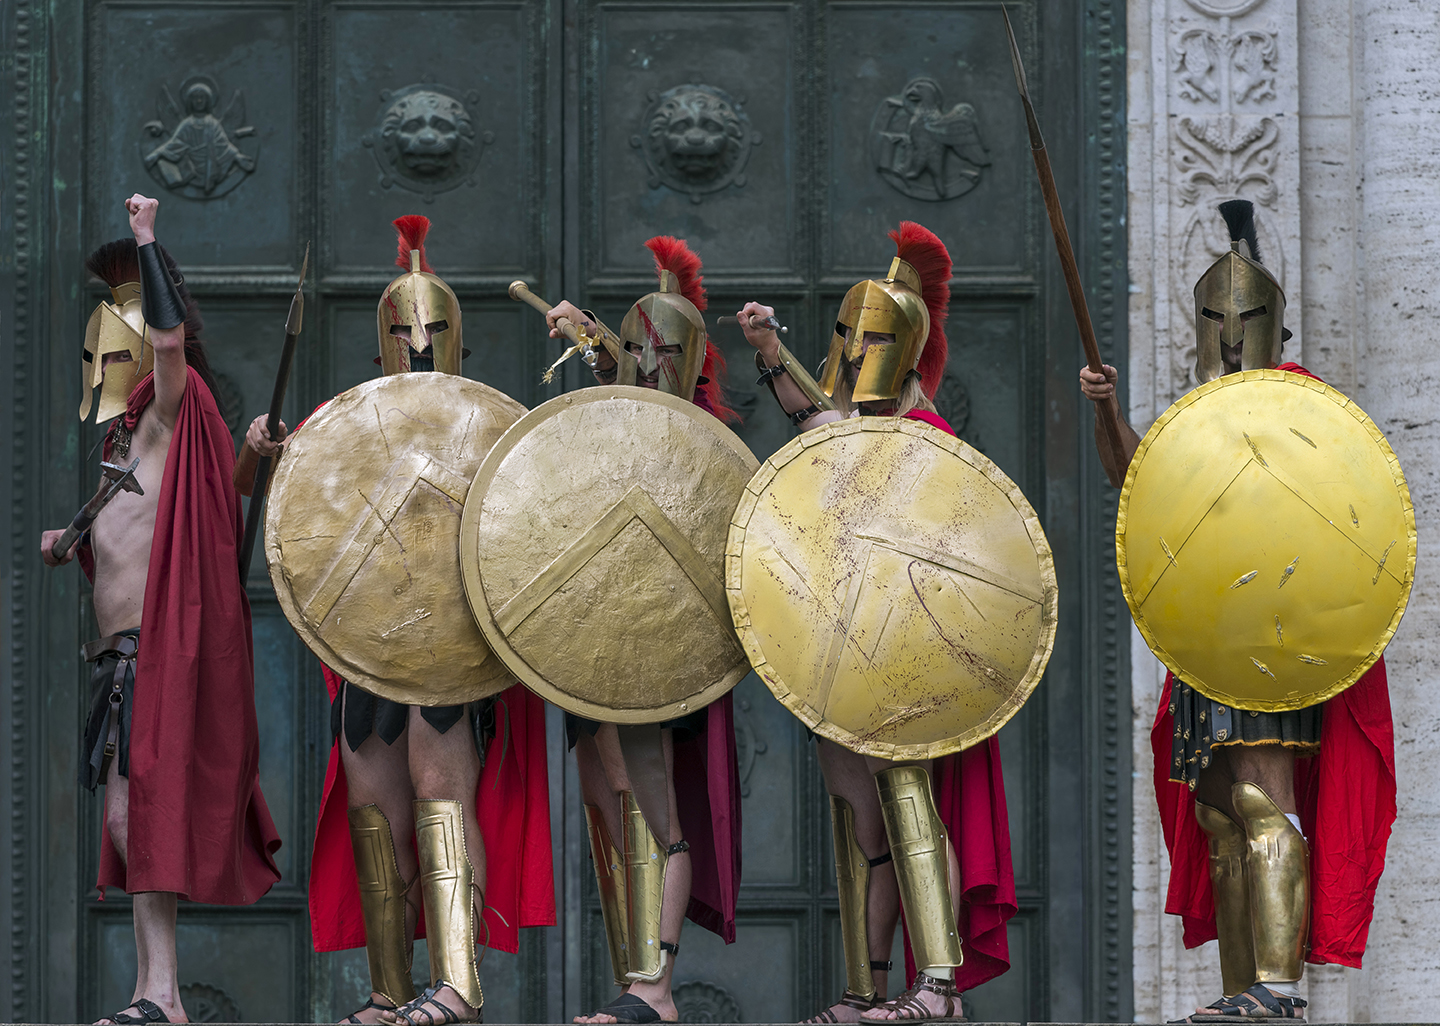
[1193,199,1291,383]
[377,215,463,376]
[616,236,710,401]
[820,221,952,404]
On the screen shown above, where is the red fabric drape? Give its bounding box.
[91,369,282,902]
[673,693,742,941]
[308,669,556,954]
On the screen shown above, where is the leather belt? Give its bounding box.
[81,633,139,663]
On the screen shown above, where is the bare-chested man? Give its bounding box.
[42,195,281,1025]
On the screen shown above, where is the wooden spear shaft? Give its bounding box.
[1003,7,1128,487]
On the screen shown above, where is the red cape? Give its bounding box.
[309,668,556,954]
[1148,361,1398,968]
[674,693,742,941]
[85,369,282,903]
[899,409,1018,990]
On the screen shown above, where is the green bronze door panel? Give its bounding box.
[4,0,1125,1020]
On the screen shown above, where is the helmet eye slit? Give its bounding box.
[1201,307,1226,323]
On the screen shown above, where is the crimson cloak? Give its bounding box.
[1148,362,1398,968]
[85,369,283,903]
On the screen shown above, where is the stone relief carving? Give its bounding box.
[178,981,240,1022]
[672,980,742,1023]
[1165,2,1291,394]
[365,84,494,202]
[733,696,768,799]
[141,76,257,200]
[632,84,760,203]
[934,371,971,439]
[872,77,990,201]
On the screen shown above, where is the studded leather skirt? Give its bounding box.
[1168,679,1323,790]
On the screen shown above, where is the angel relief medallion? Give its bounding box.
[140,75,257,200]
[872,77,990,201]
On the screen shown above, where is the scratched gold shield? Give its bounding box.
[265,374,527,705]
[460,386,759,723]
[727,417,1058,761]
[1118,369,1416,711]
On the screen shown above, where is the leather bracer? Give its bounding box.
[136,241,187,331]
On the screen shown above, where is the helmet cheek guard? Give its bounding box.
[80,282,153,424]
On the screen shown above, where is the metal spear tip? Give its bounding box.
[1001,5,1029,100]
[296,242,310,293]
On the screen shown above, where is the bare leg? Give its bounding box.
[577,725,688,1025]
[95,757,189,1024]
[1193,744,1302,1014]
[809,740,899,1022]
[860,757,961,1022]
[340,699,418,1024]
[380,706,485,1024]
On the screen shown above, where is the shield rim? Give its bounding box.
[1116,368,1417,711]
[726,417,1059,760]
[264,373,526,706]
[460,385,760,724]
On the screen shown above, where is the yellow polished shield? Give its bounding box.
[1118,369,1416,711]
[727,418,1058,760]
[265,374,526,705]
[460,386,758,723]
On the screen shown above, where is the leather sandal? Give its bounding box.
[804,989,879,1023]
[389,983,481,1025]
[862,972,966,1022]
[1175,984,1308,1023]
[578,992,665,1024]
[345,996,399,1023]
[102,999,170,1024]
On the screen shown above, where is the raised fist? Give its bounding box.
[126,194,160,245]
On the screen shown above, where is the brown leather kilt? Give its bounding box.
[1168,678,1323,790]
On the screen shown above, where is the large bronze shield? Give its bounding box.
[727,417,1058,761]
[265,374,527,705]
[460,386,759,723]
[1118,368,1416,711]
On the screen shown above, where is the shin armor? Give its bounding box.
[621,790,682,982]
[1232,783,1309,983]
[831,795,881,1001]
[413,799,485,1011]
[1195,802,1257,996]
[348,805,418,1006]
[875,765,963,971]
[585,803,631,985]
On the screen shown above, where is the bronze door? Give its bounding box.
[2,0,1130,1021]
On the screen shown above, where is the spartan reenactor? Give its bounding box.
[40,195,282,1024]
[238,217,554,1025]
[475,238,745,1025]
[737,223,1044,1023]
[1081,200,1404,1022]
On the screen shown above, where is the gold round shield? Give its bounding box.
[460,386,759,723]
[1117,369,1416,711]
[265,374,527,705]
[727,417,1058,760]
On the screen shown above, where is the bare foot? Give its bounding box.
[381,984,479,1025]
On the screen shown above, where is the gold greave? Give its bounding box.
[1194,802,1257,996]
[830,795,878,1001]
[348,805,418,1006]
[621,789,671,983]
[1231,782,1309,983]
[585,803,631,986]
[413,799,485,1011]
[874,765,963,971]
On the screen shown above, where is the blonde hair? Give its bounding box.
[830,365,935,419]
